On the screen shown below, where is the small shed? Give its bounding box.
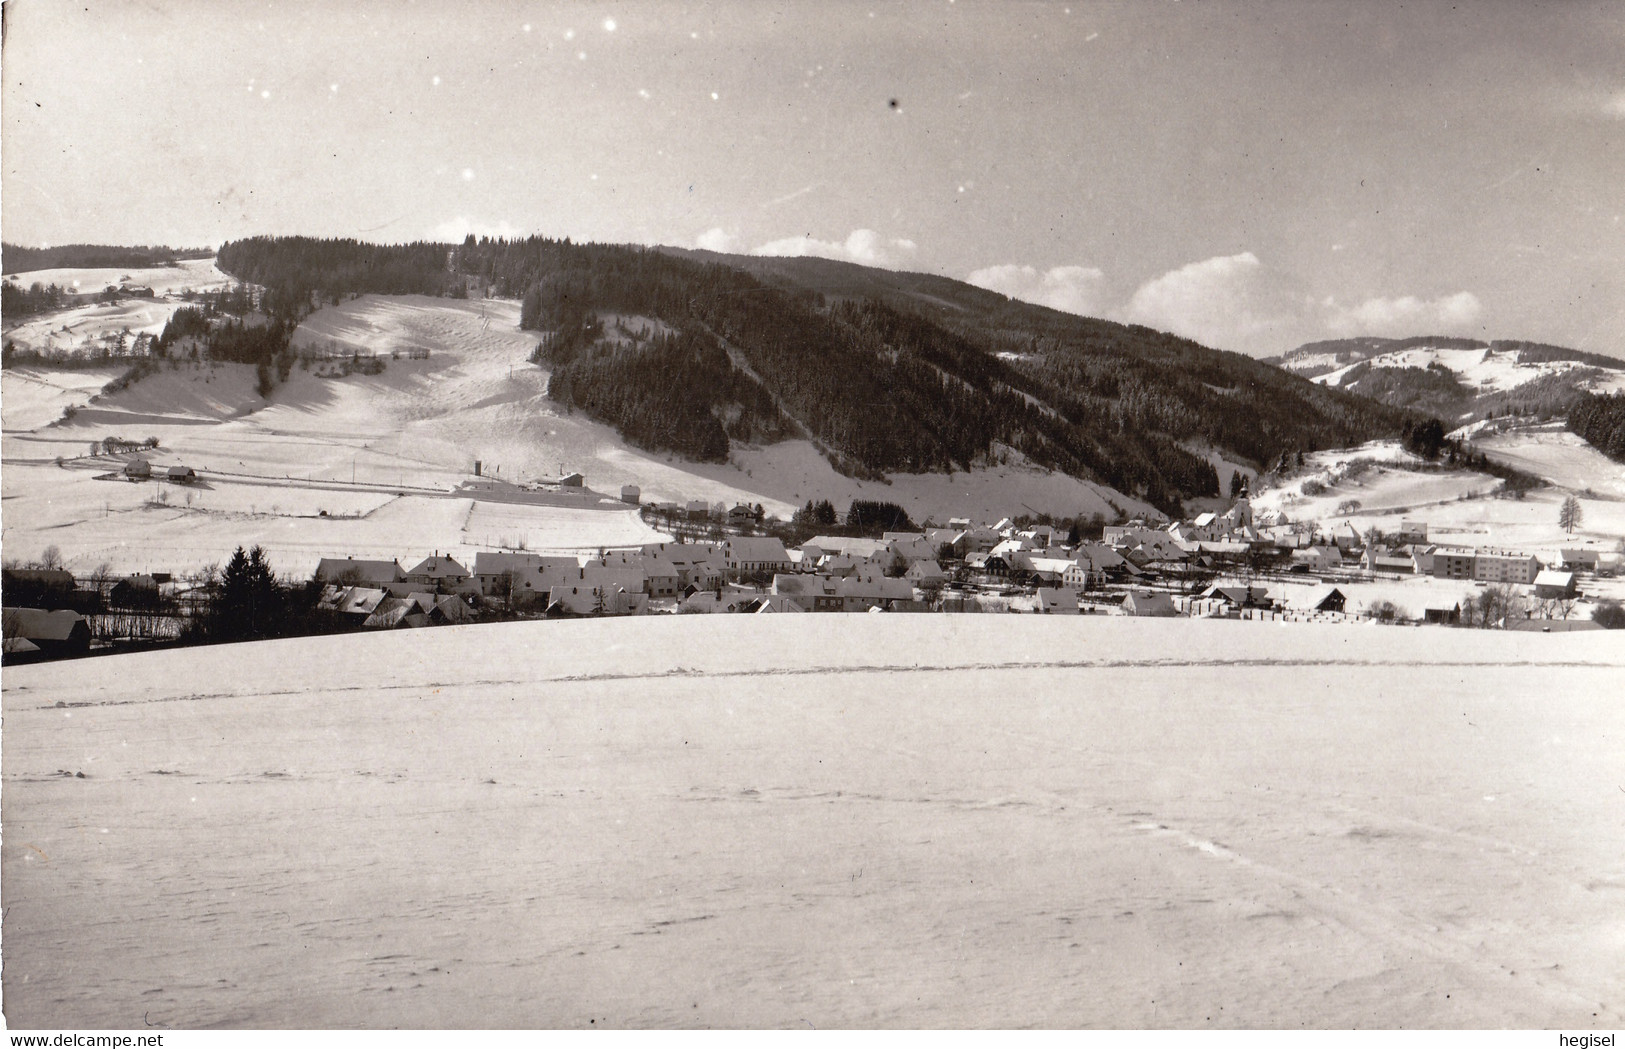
[620,484,641,504]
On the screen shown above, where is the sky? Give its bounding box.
[3,0,1623,358]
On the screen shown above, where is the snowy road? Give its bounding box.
[3,616,1622,1028]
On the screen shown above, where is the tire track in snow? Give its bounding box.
[1122,813,1621,1023]
[16,653,1623,711]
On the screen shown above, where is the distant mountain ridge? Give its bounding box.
[1269,336,1625,423]
[213,235,1406,514]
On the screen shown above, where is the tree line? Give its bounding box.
[1569,391,1625,463]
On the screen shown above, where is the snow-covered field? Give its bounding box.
[0,364,127,432]
[1306,344,1625,397]
[2,257,233,297]
[3,616,1622,1029]
[1474,427,1625,500]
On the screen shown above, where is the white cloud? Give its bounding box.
[429,217,525,242]
[966,263,1106,316]
[695,227,739,253]
[1121,252,1298,352]
[1323,291,1483,337]
[750,229,918,269]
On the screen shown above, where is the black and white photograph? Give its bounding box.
[2,0,1623,1034]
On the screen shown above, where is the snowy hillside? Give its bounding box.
[1309,345,1625,397]
[1272,337,1625,423]
[4,615,1622,1028]
[1,294,1148,576]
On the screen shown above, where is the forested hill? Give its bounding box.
[216,235,1404,514]
[2,242,214,273]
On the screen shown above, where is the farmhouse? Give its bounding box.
[405,554,472,593]
[166,465,197,484]
[905,559,949,588]
[546,585,647,616]
[2,607,91,660]
[1287,586,1346,614]
[1121,591,1177,617]
[316,557,406,588]
[1559,548,1600,571]
[124,457,153,481]
[1034,587,1080,614]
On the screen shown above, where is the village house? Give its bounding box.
[362,593,437,629]
[1034,587,1080,614]
[886,535,938,565]
[721,536,793,577]
[2,607,91,661]
[1559,548,1600,571]
[1396,520,1429,545]
[801,535,889,562]
[1330,522,1364,552]
[405,554,473,593]
[1532,569,1577,601]
[582,562,649,594]
[1016,554,1075,586]
[596,550,680,597]
[166,465,197,484]
[321,585,389,621]
[471,552,581,603]
[124,457,152,481]
[1291,545,1344,573]
[923,527,968,559]
[1200,584,1274,612]
[905,559,950,589]
[1363,547,1415,575]
[546,585,647,616]
[958,525,1003,553]
[1121,590,1178,617]
[1284,586,1346,615]
[640,543,724,589]
[316,557,406,588]
[108,574,162,609]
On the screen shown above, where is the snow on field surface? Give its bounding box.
[2,257,233,296]
[0,365,127,431]
[1473,426,1625,499]
[1,298,196,354]
[3,616,1622,1029]
[1311,344,1625,396]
